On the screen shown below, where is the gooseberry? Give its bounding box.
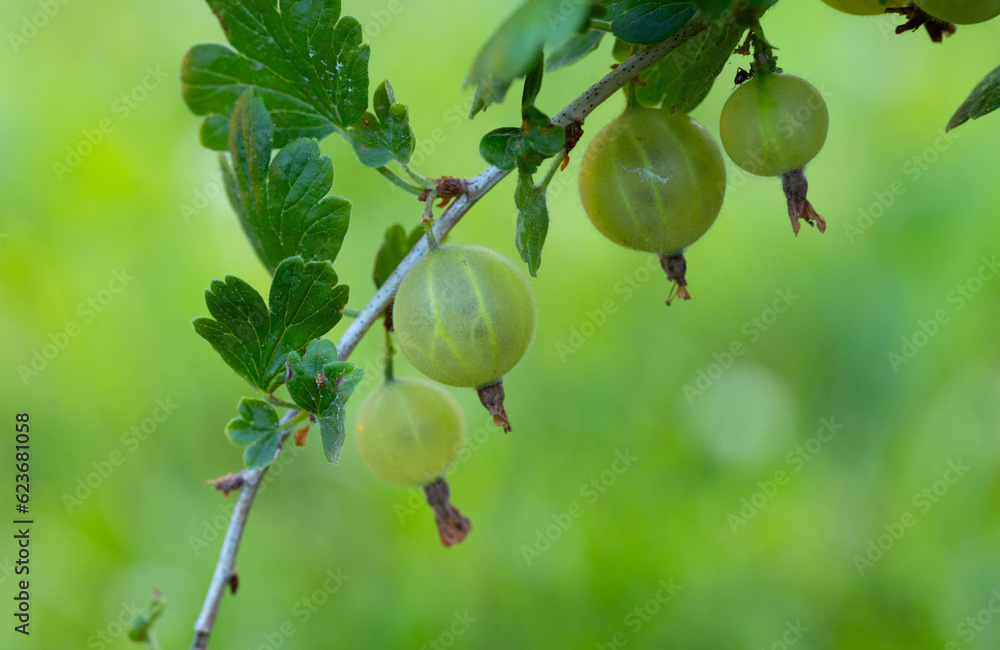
[819,0,908,16]
[393,244,536,430]
[355,377,472,546]
[915,0,1000,24]
[720,73,830,234]
[578,107,727,301]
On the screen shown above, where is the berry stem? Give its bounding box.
[376,166,426,195]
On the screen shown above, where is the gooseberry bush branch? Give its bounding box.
[151,0,1000,648]
[180,6,718,648]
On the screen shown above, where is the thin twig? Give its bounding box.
[189,18,708,649]
[190,419,295,650]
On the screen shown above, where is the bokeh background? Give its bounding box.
[3,1,1000,648]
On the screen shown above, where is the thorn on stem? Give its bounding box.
[226,572,239,595]
[210,472,246,496]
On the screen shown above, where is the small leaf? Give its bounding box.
[609,1,698,45]
[347,80,416,167]
[181,0,370,150]
[194,256,349,392]
[948,64,1000,131]
[285,339,365,464]
[128,588,166,645]
[636,21,746,113]
[226,398,283,468]
[520,106,566,174]
[479,127,523,171]
[466,0,591,116]
[373,224,423,289]
[546,30,605,72]
[515,173,550,277]
[223,91,351,273]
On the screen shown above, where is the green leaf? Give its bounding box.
[520,106,566,174]
[223,91,351,272]
[181,0,370,150]
[466,0,591,116]
[226,398,283,468]
[515,173,550,277]
[636,21,746,113]
[546,30,605,72]
[193,256,349,392]
[608,1,697,45]
[479,127,523,172]
[948,64,1000,131]
[347,80,416,167]
[285,339,364,464]
[373,224,423,289]
[127,588,166,645]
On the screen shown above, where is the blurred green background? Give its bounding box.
[3,1,1000,648]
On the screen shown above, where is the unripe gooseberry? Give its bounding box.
[354,378,465,488]
[720,73,830,235]
[579,108,726,256]
[393,244,535,389]
[578,107,726,302]
[720,73,829,178]
[915,0,1000,24]
[819,0,908,15]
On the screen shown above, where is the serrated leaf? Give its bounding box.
[479,127,522,172]
[636,21,746,113]
[373,224,423,289]
[546,30,605,72]
[226,398,283,468]
[223,91,351,273]
[466,0,591,116]
[515,173,550,277]
[347,80,415,167]
[285,339,364,464]
[194,256,349,392]
[181,0,370,150]
[948,64,1000,131]
[608,1,697,45]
